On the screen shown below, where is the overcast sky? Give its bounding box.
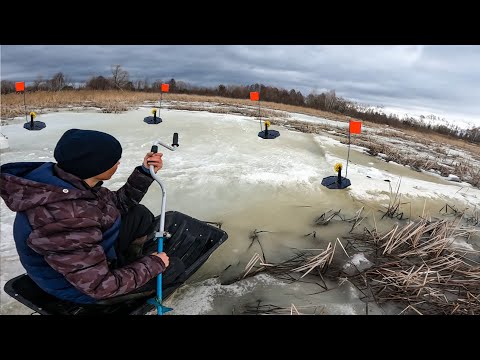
[2,45,479,127]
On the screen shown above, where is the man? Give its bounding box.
[0,128,184,304]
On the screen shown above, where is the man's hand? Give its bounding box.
[152,252,169,268]
[143,152,163,173]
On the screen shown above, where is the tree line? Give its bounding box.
[2,65,479,144]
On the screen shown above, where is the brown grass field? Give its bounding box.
[1,90,348,121]
[2,90,479,161]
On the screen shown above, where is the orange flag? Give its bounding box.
[349,120,362,134]
[161,83,170,92]
[250,92,259,101]
[15,82,25,92]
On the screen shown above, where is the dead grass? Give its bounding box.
[171,104,287,119]
[235,214,480,314]
[401,127,480,159]
[242,241,337,281]
[3,90,478,184]
[1,90,163,118]
[274,119,335,134]
[238,301,326,315]
[1,90,345,121]
[2,91,477,152]
[336,134,480,187]
[344,217,480,315]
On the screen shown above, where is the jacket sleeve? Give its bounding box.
[109,166,155,215]
[27,219,166,300]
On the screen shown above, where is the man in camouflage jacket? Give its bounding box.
[0,129,178,304]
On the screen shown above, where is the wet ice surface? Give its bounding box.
[1,107,479,315]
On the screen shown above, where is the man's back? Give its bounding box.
[0,160,165,303]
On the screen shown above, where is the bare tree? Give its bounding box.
[32,75,45,91]
[150,80,163,92]
[144,77,150,91]
[1,80,15,94]
[175,80,191,92]
[336,97,348,112]
[325,89,336,111]
[50,72,65,91]
[168,78,176,92]
[86,76,112,90]
[63,74,75,89]
[110,64,129,90]
[134,80,143,91]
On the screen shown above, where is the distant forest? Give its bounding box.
[2,65,479,144]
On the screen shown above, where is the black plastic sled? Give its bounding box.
[4,211,228,315]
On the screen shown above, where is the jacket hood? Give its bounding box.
[0,162,94,212]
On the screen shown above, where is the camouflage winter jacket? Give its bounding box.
[0,162,166,303]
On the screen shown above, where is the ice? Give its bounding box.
[1,107,479,314]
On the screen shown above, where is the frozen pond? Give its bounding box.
[1,107,479,315]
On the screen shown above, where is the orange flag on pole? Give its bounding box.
[345,119,362,179]
[250,92,259,101]
[16,82,25,92]
[161,83,170,92]
[349,120,362,134]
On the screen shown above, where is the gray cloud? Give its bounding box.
[2,45,479,126]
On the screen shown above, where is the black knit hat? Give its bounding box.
[54,129,122,179]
